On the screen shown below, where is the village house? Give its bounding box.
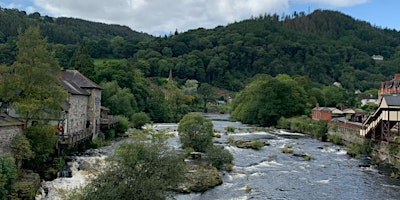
[379,73,400,100]
[311,104,343,121]
[58,69,103,149]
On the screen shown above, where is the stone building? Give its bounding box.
[59,69,102,148]
[0,113,24,155]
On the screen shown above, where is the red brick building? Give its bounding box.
[311,105,343,121]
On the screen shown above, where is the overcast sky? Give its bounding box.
[1,0,398,36]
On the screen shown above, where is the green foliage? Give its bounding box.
[328,134,343,145]
[132,112,150,129]
[282,146,294,154]
[225,126,235,133]
[277,116,328,141]
[3,26,68,122]
[24,125,58,175]
[100,81,138,120]
[69,42,96,80]
[11,134,34,169]
[178,113,214,152]
[231,74,307,126]
[75,131,186,200]
[115,116,130,134]
[304,154,312,161]
[0,156,17,199]
[206,145,233,169]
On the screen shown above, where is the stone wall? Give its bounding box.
[0,125,23,155]
[86,88,101,139]
[372,142,400,169]
[327,121,364,144]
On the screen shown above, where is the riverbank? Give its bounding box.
[37,114,400,199]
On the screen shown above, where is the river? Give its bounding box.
[37,114,400,200]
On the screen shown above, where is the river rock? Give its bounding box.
[177,165,223,193]
[233,139,269,150]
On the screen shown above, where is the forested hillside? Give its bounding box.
[2,8,400,124]
[0,7,151,65]
[1,8,400,92]
[130,10,400,91]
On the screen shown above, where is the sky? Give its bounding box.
[0,0,398,36]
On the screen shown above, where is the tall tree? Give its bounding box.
[3,26,68,123]
[69,42,96,80]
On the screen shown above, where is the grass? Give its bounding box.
[94,58,126,66]
[282,146,294,154]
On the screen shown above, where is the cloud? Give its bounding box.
[33,0,288,35]
[32,0,367,35]
[291,0,368,7]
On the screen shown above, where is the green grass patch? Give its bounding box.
[94,58,125,66]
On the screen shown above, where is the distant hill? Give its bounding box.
[128,9,400,91]
[1,8,400,93]
[0,7,151,44]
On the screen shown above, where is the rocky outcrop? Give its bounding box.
[233,139,269,150]
[177,165,222,193]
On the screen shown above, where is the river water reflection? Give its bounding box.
[39,114,400,200]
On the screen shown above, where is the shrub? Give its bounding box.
[132,112,150,129]
[206,145,233,170]
[24,125,57,177]
[115,116,130,134]
[0,156,17,199]
[328,134,343,145]
[225,126,235,133]
[70,132,186,200]
[227,136,235,144]
[178,113,213,152]
[282,146,293,154]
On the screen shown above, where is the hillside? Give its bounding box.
[130,10,400,91]
[1,8,400,93]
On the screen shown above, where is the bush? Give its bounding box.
[206,145,233,170]
[115,116,130,134]
[73,131,186,199]
[178,113,213,152]
[24,125,57,175]
[132,112,150,129]
[328,134,343,145]
[282,146,293,154]
[225,126,235,133]
[0,156,17,199]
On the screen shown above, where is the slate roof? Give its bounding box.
[60,70,102,90]
[0,113,24,127]
[60,70,102,95]
[382,94,400,106]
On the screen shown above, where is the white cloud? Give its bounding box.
[33,0,288,35]
[291,0,368,7]
[32,0,367,35]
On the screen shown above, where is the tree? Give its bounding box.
[198,83,214,112]
[11,134,34,169]
[132,112,150,129]
[3,26,67,124]
[231,74,307,126]
[178,112,213,152]
[24,124,58,178]
[68,42,96,80]
[75,131,186,200]
[0,156,18,199]
[100,81,138,120]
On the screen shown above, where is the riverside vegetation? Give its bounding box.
[1,7,400,199]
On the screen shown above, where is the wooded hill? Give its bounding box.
[1,8,400,92]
